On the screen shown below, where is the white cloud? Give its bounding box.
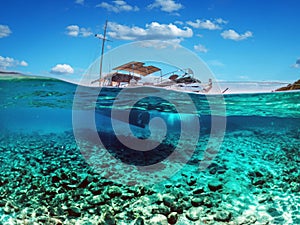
[0,25,12,38]
[97,0,139,13]
[107,21,193,42]
[20,61,28,67]
[221,29,253,41]
[138,39,182,49]
[50,64,74,75]
[215,18,228,25]
[174,21,184,25]
[292,58,300,68]
[80,27,93,37]
[75,0,84,5]
[194,44,208,53]
[0,56,28,69]
[65,25,93,37]
[186,19,223,30]
[148,0,183,13]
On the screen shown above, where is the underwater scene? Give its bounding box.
[0,76,299,225]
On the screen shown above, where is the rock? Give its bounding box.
[186,207,200,221]
[107,186,122,198]
[238,215,257,224]
[88,195,106,205]
[267,207,282,217]
[149,214,168,225]
[186,175,197,186]
[276,79,300,91]
[252,178,266,186]
[164,183,172,188]
[162,194,176,207]
[208,180,223,192]
[191,197,203,207]
[257,194,271,203]
[170,203,184,214]
[67,206,81,217]
[121,192,135,200]
[103,212,116,225]
[78,175,90,188]
[214,210,232,222]
[203,196,213,208]
[168,212,178,224]
[133,217,145,225]
[208,162,227,174]
[90,185,103,195]
[152,204,170,216]
[192,187,204,195]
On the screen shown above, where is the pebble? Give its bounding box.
[133,217,145,225]
[214,210,232,222]
[191,197,203,207]
[162,194,176,207]
[107,186,123,198]
[168,212,178,224]
[67,206,81,217]
[186,207,201,221]
[149,214,168,225]
[208,180,223,192]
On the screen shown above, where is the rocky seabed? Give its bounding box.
[0,128,299,225]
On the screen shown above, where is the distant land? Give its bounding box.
[0,70,24,75]
[0,71,53,80]
[276,79,300,91]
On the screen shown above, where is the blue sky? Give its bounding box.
[0,0,300,82]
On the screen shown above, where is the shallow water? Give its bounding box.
[0,76,299,224]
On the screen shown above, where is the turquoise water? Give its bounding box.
[0,76,299,224]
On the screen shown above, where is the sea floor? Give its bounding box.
[0,127,299,225]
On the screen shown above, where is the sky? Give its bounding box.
[1,0,300,83]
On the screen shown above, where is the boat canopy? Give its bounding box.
[113,61,161,76]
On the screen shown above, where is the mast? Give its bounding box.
[95,20,108,86]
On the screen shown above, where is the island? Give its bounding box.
[275,79,300,91]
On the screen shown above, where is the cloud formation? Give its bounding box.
[194,44,208,53]
[186,19,226,30]
[50,64,74,75]
[75,0,84,5]
[107,21,193,42]
[65,25,93,37]
[0,56,28,69]
[97,0,139,13]
[292,58,300,68]
[221,29,253,41]
[0,25,12,38]
[148,0,183,13]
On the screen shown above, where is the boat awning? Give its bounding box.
[113,61,161,76]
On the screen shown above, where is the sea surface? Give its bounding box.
[0,76,299,224]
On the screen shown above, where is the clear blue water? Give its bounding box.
[0,76,299,224]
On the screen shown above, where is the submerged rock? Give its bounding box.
[214,210,232,222]
[162,194,176,207]
[67,206,81,217]
[149,214,168,225]
[186,207,201,221]
[191,197,203,207]
[107,186,123,198]
[102,211,116,225]
[133,217,145,225]
[208,180,223,192]
[168,212,178,224]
